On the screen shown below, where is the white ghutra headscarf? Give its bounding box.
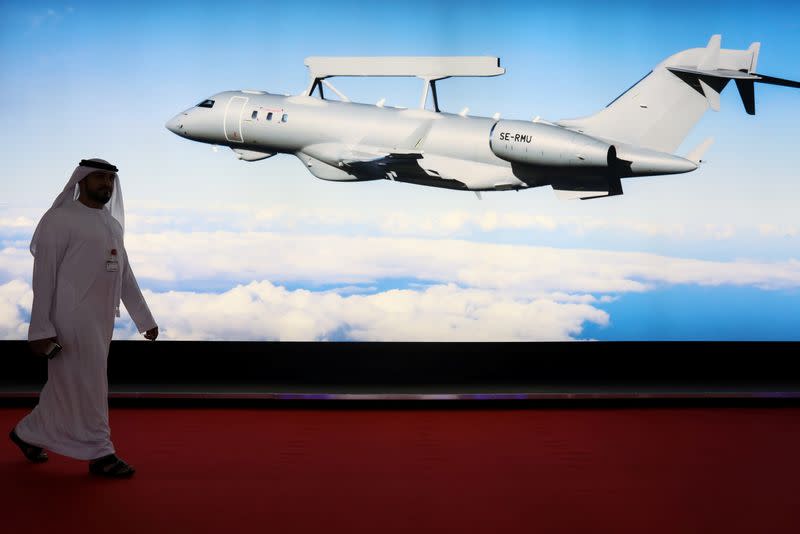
[30,158,124,257]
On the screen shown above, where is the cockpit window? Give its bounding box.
[197,99,215,108]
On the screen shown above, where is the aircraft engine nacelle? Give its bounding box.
[490,120,612,169]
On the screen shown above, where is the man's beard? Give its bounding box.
[87,189,112,205]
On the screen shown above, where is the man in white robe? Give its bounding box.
[9,158,158,478]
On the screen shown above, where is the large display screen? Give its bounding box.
[1,1,798,341]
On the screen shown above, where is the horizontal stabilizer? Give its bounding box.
[752,73,800,89]
[667,66,759,80]
[667,67,800,88]
[668,66,800,115]
[737,73,800,115]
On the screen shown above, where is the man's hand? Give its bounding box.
[29,337,59,356]
[143,326,158,341]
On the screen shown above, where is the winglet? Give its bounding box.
[748,42,761,73]
[686,137,714,164]
[698,34,721,70]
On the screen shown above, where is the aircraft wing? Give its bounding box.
[334,119,469,187]
[343,151,454,184]
[340,118,435,169]
[341,149,422,165]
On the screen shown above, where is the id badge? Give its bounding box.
[106,248,119,272]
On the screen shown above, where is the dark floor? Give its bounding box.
[5,405,800,533]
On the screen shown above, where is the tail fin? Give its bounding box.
[557,35,799,153]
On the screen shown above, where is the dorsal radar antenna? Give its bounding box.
[302,56,505,111]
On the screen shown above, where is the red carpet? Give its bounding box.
[2,406,800,533]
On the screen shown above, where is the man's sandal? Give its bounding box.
[89,454,136,478]
[9,429,48,463]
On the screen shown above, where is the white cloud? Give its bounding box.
[2,203,799,341]
[3,205,796,251]
[703,223,736,240]
[3,230,800,294]
[0,280,32,340]
[559,216,687,239]
[3,279,607,341]
[105,203,719,241]
[759,224,798,238]
[111,231,800,292]
[0,216,35,229]
[375,209,561,236]
[0,246,32,281]
[324,285,378,295]
[2,227,799,340]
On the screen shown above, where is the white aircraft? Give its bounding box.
[166,35,798,200]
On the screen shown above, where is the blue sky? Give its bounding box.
[1,0,799,340]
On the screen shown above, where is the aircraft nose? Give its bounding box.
[165,114,184,134]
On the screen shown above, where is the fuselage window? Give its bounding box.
[281,114,288,123]
[266,112,273,121]
[251,110,258,119]
[197,99,215,108]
